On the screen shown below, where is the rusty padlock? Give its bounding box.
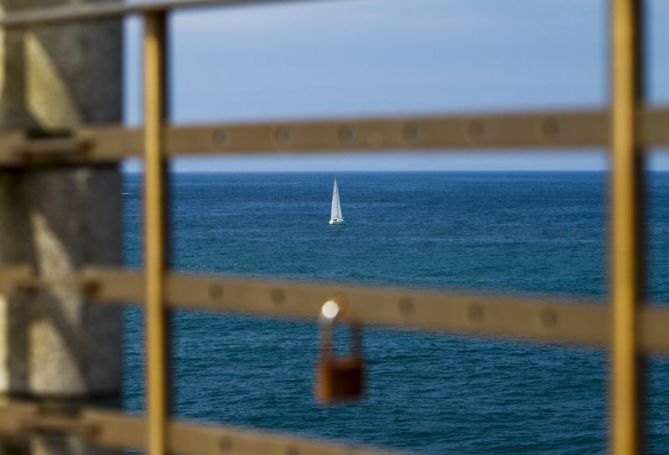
[315,297,364,403]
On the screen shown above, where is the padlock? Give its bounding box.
[315,297,364,403]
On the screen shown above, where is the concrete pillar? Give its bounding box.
[0,1,123,454]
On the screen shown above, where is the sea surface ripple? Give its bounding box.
[123,172,669,454]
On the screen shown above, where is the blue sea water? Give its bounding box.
[122,172,669,454]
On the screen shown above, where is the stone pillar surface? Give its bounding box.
[0,1,124,454]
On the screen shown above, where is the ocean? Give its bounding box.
[122,172,669,454]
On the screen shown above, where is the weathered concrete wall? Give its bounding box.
[0,0,123,128]
[0,0,124,454]
[0,169,123,396]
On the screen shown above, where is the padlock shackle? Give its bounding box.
[319,300,339,358]
[318,297,362,358]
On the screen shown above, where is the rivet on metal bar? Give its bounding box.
[274,127,291,145]
[402,123,421,143]
[80,277,103,299]
[270,288,286,305]
[397,297,414,316]
[337,125,355,144]
[539,308,558,329]
[216,436,232,452]
[208,283,223,301]
[212,129,228,147]
[467,302,484,323]
[13,277,41,297]
[467,121,486,140]
[541,118,561,140]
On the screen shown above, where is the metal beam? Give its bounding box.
[0,403,402,455]
[1,108,669,167]
[144,11,170,455]
[86,267,611,347]
[610,0,645,453]
[0,0,334,29]
[6,265,669,353]
[0,265,622,351]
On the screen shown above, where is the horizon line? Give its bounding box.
[121,169,669,174]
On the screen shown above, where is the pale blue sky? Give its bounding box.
[122,0,669,172]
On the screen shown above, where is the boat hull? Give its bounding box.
[329,218,344,225]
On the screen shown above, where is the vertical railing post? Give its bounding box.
[144,10,170,455]
[610,0,645,453]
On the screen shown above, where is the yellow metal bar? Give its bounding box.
[84,266,610,347]
[2,108,669,166]
[12,264,669,354]
[0,402,404,455]
[144,11,170,455]
[611,0,645,453]
[0,0,330,29]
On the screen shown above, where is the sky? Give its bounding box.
[122,0,669,172]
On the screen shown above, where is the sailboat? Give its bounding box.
[329,178,344,225]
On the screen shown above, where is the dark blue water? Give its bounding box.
[123,172,669,454]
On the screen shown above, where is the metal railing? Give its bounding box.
[0,0,653,454]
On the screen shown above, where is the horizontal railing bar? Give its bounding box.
[168,108,669,152]
[0,265,617,351]
[167,110,608,153]
[84,267,612,348]
[172,108,669,151]
[0,264,35,291]
[77,268,669,355]
[0,402,400,455]
[0,0,329,29]
[0,108,668,166]
[4,265,669,353]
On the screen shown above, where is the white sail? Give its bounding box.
[329,179,343,224]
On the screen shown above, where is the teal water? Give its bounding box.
[122,172,669,454]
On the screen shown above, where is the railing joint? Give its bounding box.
[10,129,92,165]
